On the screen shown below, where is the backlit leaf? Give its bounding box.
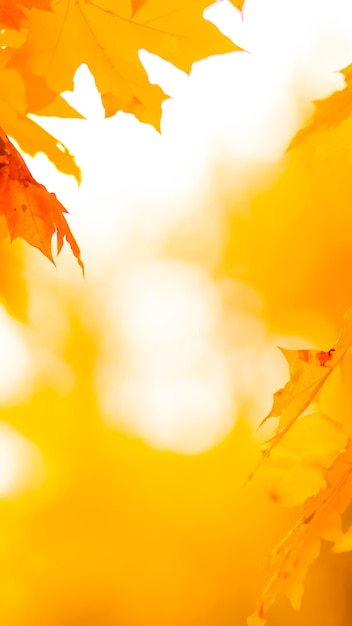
[0,65,82,182]
[253,307,352,469]
[248,440,352,626]
[263,411,347,507]
[0,126,83,270]
[7,0,239,132]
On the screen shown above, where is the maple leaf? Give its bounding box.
[0,126,83,271]
[6,0,239,134]
[0,67,82,182]
[288,64,352,150]
[263,410,347,508]
[250,307,352,474]
[0,19,84,183]
[248,439,352,626]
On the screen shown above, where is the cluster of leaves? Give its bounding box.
[248,307,352,625]
[0,0,243,267]
[242,56,352,625]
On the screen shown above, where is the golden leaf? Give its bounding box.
[252,307,352,472]
[7,0,239,132]
[248,439,352,626]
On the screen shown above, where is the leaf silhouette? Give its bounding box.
[0,126,83,271]
[248,439,352,626]
[288,64,352,149]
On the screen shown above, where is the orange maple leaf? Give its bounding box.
[288,63,352,149]
[0,126,83,271]
[248,439,352,626]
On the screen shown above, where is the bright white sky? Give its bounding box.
[2,0,352,469]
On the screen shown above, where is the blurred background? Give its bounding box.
[1,0,352,624]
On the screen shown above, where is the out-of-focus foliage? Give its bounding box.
[0,284,290,625]
[219,58,352,624]
[222,133,352,337]
[249,440,352,626]
[248,311,352,624]
[0,288,349,626]
[1,2,352,626]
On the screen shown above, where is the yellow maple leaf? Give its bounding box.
[251,307,352,474]
[0,68,82,182]
[0,7,83,183]
[248,439,352,626]
[263,411,347,507]
[7,0,239,133]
